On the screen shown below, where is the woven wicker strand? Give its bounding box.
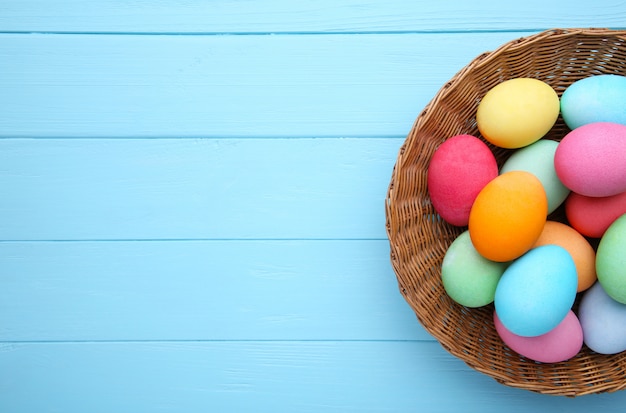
[385,28,626,396]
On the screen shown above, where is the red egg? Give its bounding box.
[565,191,626,238]
[427,134,498,226]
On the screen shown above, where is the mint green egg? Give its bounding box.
[597,213,626,304]
[500,139,570,214]
[441,231,510,307]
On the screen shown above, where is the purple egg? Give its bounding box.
[579,282,626,354]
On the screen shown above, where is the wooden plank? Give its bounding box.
[0,138,400,240]
[0,240,425,342]
[2,341,626,413]
[1,0,624,33]
[1,32,529,139]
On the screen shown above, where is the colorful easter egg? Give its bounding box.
[565,190,626,238]
[560,74,626,130]
[494,310,583,363]
[596,213,626,304]
[494,245,577,337]
[476,78,559,149]
[533,221,596,292]
[469,171,547,262]
[500,139,569,214]
[441,231,509,307]
[579,281,626,355]
[427,134,498,226]
[554,122,626,197]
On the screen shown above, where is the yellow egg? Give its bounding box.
[476,78,559,149]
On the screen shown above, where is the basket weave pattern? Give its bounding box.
[385,28,626,396]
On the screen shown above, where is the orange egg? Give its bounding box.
[469,171,547,262]
[533,221,597,292]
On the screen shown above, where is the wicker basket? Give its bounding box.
[385,28,626,396]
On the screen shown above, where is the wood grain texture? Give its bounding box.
[1,32,529,138]
[0,138,399,240]
[1,0,625,33]
[0,240,424,341]
[3,2,626,411]
[3,341,626,413]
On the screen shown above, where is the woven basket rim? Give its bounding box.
[385,28,626,397]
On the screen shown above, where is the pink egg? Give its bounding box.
[427,134,498,226]
[554,122,626,197]
[566,190,626,238]
[494,310,583,363]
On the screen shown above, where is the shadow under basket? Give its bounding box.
[385,28,626,396]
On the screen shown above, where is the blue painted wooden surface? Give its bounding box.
[1,1,626,411]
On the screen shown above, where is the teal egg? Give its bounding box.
[494,245,577,337]
[597,213,626,304]
[441,231,509,307]
[561,74,626,130]
[500,139,570,214]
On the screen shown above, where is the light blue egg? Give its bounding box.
[494,245,577,337]
[500,139,570,214]
[561,74,626,130]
